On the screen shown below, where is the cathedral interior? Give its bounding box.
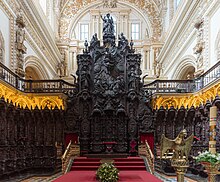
[0,0,220,181]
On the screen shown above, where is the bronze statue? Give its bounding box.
[101,13,114,35]
[160,129,194,160]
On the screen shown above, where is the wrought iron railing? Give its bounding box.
[0,62,75,93]
[144,80,195,94]
[144,61,220,94]
[1,60,220,94]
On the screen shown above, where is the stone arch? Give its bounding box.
[24,56,50,79]
[59,0,161,42]
[172,55,196,79]
[0,31,5,64]
[68,1,153,41]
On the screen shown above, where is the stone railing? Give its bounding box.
[138,141,154,174]
[62,140,80,174]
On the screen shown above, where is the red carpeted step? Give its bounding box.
[71,156,146,171]
[74,157,101,162]
[71,166,99,170]
[73,161,101,166]
[113,158,143,162]
[114,161,145,166]
[116,166,146,170]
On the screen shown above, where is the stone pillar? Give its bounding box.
[91,10,100,37]
[209,106,217,154]
[72,47,78,73]
[150,46,154,76]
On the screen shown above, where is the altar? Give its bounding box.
[102,141,117,153]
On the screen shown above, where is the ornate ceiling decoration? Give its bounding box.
[59,0,162,42]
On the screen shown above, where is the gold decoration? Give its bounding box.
[62,141,80,174]
[171,159,189,182]
[138,140,154,174]
[153,81,220,108]
[160,129,194,160]
[160,129,194,182]
[0,81,65,109]
[201,162,220,182]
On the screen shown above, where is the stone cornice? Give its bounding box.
[18,0,62,72]
[157,0,201,75]
[25,31,56,78]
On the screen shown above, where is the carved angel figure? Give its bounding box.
[160,129,194,160]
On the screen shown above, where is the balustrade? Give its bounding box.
[144,61,220,94]
[0,62,75,93]
[1,61,220,94]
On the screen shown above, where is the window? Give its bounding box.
[131,23,140,40]
[80,24,89,41]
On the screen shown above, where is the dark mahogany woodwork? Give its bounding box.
[0,97,64,180]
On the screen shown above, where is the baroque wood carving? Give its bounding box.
[66,14,154,154]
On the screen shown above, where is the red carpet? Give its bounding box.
[53,157,162,182]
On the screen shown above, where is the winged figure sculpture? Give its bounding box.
[160,129,194,160]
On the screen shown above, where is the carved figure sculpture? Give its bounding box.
[101,13,114,35]
[90,33,98,46]
[103,0,109,8]
[110,0,117,8]
[16,25,25,45]
[160,129,194,159]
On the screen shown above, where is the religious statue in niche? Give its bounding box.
[128,66,138,90]
[57,49,68,77]
[156,61,162,78]
[80,64,90,89]
[57,60,67,78]
[193,18,205,77]
[15,11,27,77]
